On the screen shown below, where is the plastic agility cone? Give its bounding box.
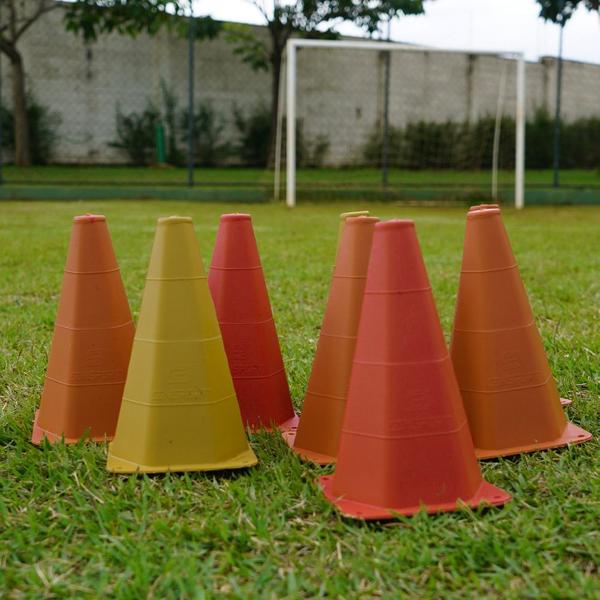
[208,213,297,432]
[320,220,511,520]
[287,215,379,464]
[450,207,590,459]
[107,216,257,473]
[336,211,370,255]
[32,215,134,445]
[466,205,573,406]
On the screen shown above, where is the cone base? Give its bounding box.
[249,412,300,434]
[560,397,572,407]
[31,411,113,445]
[475,421,592,460]
[282,429,336,465]
[319,476,511,520]
[106,447,258,474]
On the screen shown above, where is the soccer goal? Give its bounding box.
[275,38,525,209]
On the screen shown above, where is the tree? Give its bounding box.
[225,0,426,167]
[535,0,600,186]
[536,0,599,22]
[0,1,59,166]
[0,0,218,166]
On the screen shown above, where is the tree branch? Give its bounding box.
[14,0,61,42]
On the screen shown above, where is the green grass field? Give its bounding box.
[1,201,598,597]
[3,165,600,187]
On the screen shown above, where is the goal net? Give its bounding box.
[276,39,525,208]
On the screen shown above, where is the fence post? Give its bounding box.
[552,22,564,189]
[187,1,195,188]
[0,53,4,186]
[381,19,392,188]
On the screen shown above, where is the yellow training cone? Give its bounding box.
[107,216,257,473]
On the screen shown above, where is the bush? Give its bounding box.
[362,112,600,171]
[111,102,161,165]
[233,103,271,167]
[0,94,61,164]
[182,101,231,167]
[296,123,330,168]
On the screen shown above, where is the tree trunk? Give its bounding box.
[266,46,283,169]
[11,53,31,167]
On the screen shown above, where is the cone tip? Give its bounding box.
[345,215,380,227]
[74,214,106,224]
[340,210,370,221]
[467,207,501,220]
[220,213,252,222]
[157,215,193,226]
[468,204,500,212]
[376,219,414,231]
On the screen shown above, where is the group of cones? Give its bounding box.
[32,206,591,521]
[33,212,297,473]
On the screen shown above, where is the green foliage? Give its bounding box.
[183,102,231,167]
[111,102,161,165]
[0,95,61,165]
[296,124,330,168]
[535,0,599,25]
[160,82,184,165]
[63,1,221,42]
[363,112,600,170]
[233,103,272,167]
[224,23,270,72]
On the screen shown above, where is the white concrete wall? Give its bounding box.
[4,6,600,165]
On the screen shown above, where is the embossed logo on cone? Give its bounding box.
[450,207,591,458]
[286,214,379,464]
[320,220,511,520]
[107,216,257,473]
[32,214,134,445]
[208,213,297,432]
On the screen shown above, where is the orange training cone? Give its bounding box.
[32,215,134,444]
[469,204,570,407]
[208,213,297,432]
[285,215,379,463]
[450,207,591,459]
[107,216,257,473]
[320,220,511,520]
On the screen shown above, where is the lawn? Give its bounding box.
[3,165,600,188]
[0,201,598,597]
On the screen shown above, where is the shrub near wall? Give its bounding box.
[362,111,600,171]
[0,95,61,165]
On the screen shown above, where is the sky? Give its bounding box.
[195,0,600,65]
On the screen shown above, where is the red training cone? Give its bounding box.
[208,214,297,432]
[320,220,511,520]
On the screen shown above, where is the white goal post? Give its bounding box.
[277,38,526,209]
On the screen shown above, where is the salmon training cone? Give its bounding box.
[287,214,379,464]
[32,214,134,444]
[450,207,590,458]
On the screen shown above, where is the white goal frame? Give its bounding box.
[277,38,526,209]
